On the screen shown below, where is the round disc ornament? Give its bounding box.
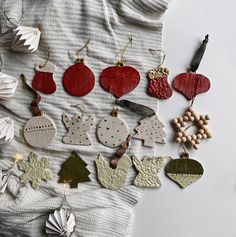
[97,110,128,148]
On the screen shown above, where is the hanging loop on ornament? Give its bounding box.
[149,49,166,67]
[38,47,50,69]
[75,39,90,63]
[115,35,133,66]
[70,103,87,116]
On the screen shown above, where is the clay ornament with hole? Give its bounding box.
[32,61,57,94]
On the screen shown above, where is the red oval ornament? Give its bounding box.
[63,63,95,97]
[173,72,210,100]
[100,65,140,98]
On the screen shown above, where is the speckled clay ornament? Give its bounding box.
[62,113,94,145]
[97,109,128,148]
[132,155,165,188]
[32,59,57,94]
[165,153,204,188]
[21,75,57,148]
[172,106,212,150]
[95,154,132,190]
[18,152,53,189]
[133,114,166,147]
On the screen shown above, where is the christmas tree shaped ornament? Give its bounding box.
[173,106,212,150]
[18,152,53,189]
[147,49,173,99]
[0,117,14,144]
[21,74,57,148]
[132,155,165,188]
[100,36,140,98]
[97,107,129,148]
[62,104,95,145]
[133,114,166,147]
[95,154,132,190]
[165,152,204,188]
[32,48,57,94]
[58,152,91,188]
[173,35,211,100]
[63,39,95,97]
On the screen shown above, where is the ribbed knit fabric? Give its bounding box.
[0,0,171,236]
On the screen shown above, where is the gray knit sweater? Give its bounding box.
[0,0,171,236]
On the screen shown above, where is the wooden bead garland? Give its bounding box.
[172,106,212,149]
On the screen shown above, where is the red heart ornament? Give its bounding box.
[173,72,211,100]
[148,77,173,99]
[63,63,95,97]
[100,65,140,98]
[32,61,57,94]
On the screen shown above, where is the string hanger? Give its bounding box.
[70,103,87,115]
[149,49,166,67]
[39,47,50,68]
[115,35,133,66]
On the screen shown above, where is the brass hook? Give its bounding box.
[149,49,166,67]
[75,39,91,63]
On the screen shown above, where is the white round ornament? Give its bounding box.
[97,114,128,148]
[23,115,57,148]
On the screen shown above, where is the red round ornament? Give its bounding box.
[63,62,95,97]
[100,64,140,98]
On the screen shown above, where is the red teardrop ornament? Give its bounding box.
[100,65,140,98]
[173,72,210,100]
[32,61,57,94]
[63,63,95,97]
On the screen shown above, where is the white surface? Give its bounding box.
[133,0,236,236]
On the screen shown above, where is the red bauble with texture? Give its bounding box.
[173,72,211,100]
[148,77,173,99]
[100,65,140,98]
[63,63,95,97]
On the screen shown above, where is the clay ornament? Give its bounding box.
[21,75,57,148]
[133,114,166,147]
[173,35,210,101]
[95,154,132,190]
[100,36,140,98]
[165,153,204,188]
[62,112,94,145]
[0,72,18,99]
[132,155,165,188]
[63,40,95,97]
[172,106,212,150]
[97,109,128,148]
[32,59,57,94]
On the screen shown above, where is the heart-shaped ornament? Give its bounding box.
[173,72,210,100]
[165,157,204,188]
[100,65,140,98]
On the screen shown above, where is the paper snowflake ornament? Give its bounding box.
[173,106,212,149]
[0,169,10,193]
[62,113,94,145]
[132,155,165,188]
[133,114,166,147]
[95,154,132,190]
[18,153,53,189]
[46,207,76,236]
[0,117,14,144]
[0,73,18,99]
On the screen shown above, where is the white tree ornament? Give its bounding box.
[0,73,18,99]
[11,26,41,53]
[0,117,14,144]
[133,114,166,147]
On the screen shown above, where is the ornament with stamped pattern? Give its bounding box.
[21,75,57,148]
[147,49,172,100]
[63,39,95,97]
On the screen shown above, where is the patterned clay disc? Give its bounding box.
[97,115,128,148]
[23,116,57,148]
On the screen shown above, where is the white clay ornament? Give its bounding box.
[97,109,128,148]
[21,75,57,148]
[0,73,18,99]
[133,114,166,147]
[11,26,41,53]
[132,155,165,188]
[95,154,132,190]
[0,117,14,144]
[62,112,94,145]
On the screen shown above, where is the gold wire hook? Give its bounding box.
[149,49,166,67]
[39,47,50,68]
[115,36,133,65]
[75,39,91,62]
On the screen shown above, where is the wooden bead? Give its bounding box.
[195,139,200,144]
[191,140,196,145]
[192,135,197,140]
[202,134,207,139]
[176,137,182,143]
[173,118,178,123]
[187,135,192,141]
[177,132,183,137]
[178,117,184,123]
[181,137,187,142]
[190,116,195,121]
[197,134,202,139]
[183,116,188,121]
